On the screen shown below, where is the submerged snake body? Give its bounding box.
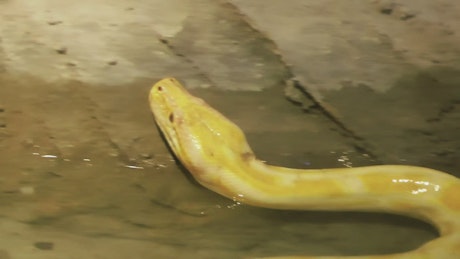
[149,78,460,258]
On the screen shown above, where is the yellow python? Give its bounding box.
[148,78,460,258]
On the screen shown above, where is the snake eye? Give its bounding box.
[157,86,163,91]
[169,113,174,123]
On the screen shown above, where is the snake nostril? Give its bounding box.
[169,113,174,123]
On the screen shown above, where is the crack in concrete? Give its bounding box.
[224,1,382,163]
[156,35,216,88]
[287,79,381,163]
[427,99,460,123]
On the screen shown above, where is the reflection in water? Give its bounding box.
[333,150,354,168]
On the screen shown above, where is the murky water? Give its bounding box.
[0,76,437,258]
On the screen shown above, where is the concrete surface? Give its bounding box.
[0,0,459,258]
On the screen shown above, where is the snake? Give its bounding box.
[148,77,460,258]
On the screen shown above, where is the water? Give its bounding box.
[0,76,437,258]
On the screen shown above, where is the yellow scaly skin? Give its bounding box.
[149,77,460,258]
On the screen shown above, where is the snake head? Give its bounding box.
[149,78,193,158]
[149,78,255,191]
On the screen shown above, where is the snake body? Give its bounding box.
[149,77,460,258]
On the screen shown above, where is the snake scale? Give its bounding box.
[149,77,460,258]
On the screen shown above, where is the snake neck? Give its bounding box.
[212,159,460,235]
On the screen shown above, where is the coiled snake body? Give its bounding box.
[149,78,460,258]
